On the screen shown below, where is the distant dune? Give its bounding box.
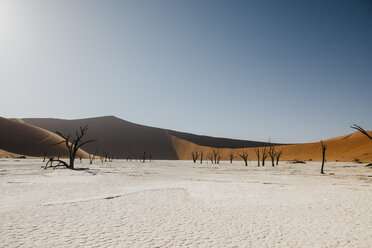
[172,131,372,163]
[0,117,89,158]
[0,116,369,162]
[0,149,25,158]
[23,116,278,160]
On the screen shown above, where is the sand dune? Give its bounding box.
[24,116,179,160]
[0,149,26,158]
[0,117,89,158]
[1,116,368,162]
[172,131,372,163]
[23,116,277,160]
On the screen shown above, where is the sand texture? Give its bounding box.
[0,159,371,247]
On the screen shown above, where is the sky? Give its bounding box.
[0,0,371,143]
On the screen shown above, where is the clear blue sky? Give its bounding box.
[1,0,371,143]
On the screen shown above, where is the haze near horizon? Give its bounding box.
[1,0,371,143]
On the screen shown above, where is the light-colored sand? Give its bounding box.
[0,159,371,247]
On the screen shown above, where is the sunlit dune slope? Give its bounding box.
[0,117,89,158]
[171,131,372,162]
[21,116,372,162]
[23,116,275,160]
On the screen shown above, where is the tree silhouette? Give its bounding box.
[275,149,283,165]
[46,125,96,170]
[261,146,269,166]
[320,140,327,174]
[239,150,248,166]
[255,147,260,167]
[351,124,372,140]
[89,151,97,164]
[269,145,276,167]
[191,152,199,163]
[229,153,234,164]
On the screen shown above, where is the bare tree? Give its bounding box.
[46,125,96,170]
[200,152,203,164]
[208,152,214,164]
[42,151,48,162]
[239,150,248,166]
[89,151,97,164]
[275,149,283,165]
[104,152,108,162]
[212,149,222,164]
[142,151,146,163]
[255,147,260,167]
[217,154,222,164]
[261,146,269,166]
[191,152,199,163]
[320,140,327,174]
[79,153,83,163]
[351,124,372,141]
[229,153,234,164]
[269,145,276,167]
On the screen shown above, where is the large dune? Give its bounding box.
[4,116,370,162]
[0,117,89,158]
[23,116,278,160]
[172,131,372,163]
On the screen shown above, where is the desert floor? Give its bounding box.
[0,159,371,248]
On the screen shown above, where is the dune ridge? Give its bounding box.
[0,116,370,162]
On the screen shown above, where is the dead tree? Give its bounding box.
[104,152,109,162]
[229,153,234,164]
[200,152,203,164]
[261,146,269,166]
[42,151,48,162]
[351,124,372,141]
[320,140,327,174]
[275,149,283,165]
[89,151,97,164]
[269,145,276,167]
[239,150,248,166]
[208,152,214,164]
[212,149,221,164]
[52,125,96,170]
[142,151,146,163]
[191,152,199,163]
[255,147,260,167]
[44,157,70,169]
[217,154,222,164]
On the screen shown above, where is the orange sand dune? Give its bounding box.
[0,149,27,158]
[0,117,89,158]
[172,131,372,163]
[21,116,372,162]
[23,116,276,160]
